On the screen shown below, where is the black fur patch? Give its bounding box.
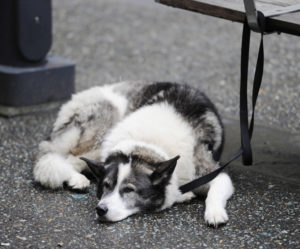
[96,163,118,199]
[96,152,130,199]
[104,152,130,165]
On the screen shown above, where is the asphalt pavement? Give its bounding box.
[0,0,299,248]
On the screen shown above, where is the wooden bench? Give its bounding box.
[156,0,300,36]
[153,0,300,168]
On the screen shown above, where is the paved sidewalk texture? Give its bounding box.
[0,0,299,248]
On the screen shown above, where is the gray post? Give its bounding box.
[0,0,75,115]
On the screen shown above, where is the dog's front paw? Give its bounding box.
[68,173,90,190]
[204,206,228,227]
[178,192,195,203]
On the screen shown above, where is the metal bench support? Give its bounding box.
[243,0,261,32]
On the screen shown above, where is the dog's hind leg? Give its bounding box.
[33,130,104,190]
[33,121,92,190]
[204,172,234,227]
[34,152,90,190]
[34,147,102,190]
[34,84,130,189]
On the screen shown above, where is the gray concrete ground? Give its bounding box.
[0,0,299,248]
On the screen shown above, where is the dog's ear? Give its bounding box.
[150,155,180,186]
[80,157,105,179]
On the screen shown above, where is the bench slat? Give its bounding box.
[156,0,300,36]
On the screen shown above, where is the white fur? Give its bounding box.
[98,163,139,221]
[53,84,128,133]
[161,175,196,210]
[101,103,196,186]
[34,82,234,226]
[204,173,234,226]
[99,101,233,223]
[100,102,206,212]
[39,127,81,155]
[33,83,129,189]
[34,153,90,189]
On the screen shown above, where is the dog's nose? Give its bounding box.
[96,204,108,216]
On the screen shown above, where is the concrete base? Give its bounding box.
[0,101,65,117]
[0,55,75,111]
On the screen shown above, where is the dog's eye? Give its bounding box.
[123,185,135,193]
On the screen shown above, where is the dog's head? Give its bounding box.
[81,154,179,222]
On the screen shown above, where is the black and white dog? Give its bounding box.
[33,81,234,226]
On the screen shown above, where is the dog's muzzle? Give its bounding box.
[96,204,108,217]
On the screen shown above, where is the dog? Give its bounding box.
[33,81,234,226]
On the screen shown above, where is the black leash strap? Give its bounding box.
[179,149,243,194]
[240,11,265,165]
[179,14,265,194]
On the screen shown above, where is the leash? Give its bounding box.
[179,12,266,194]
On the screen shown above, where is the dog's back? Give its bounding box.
[133,82,224,160]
